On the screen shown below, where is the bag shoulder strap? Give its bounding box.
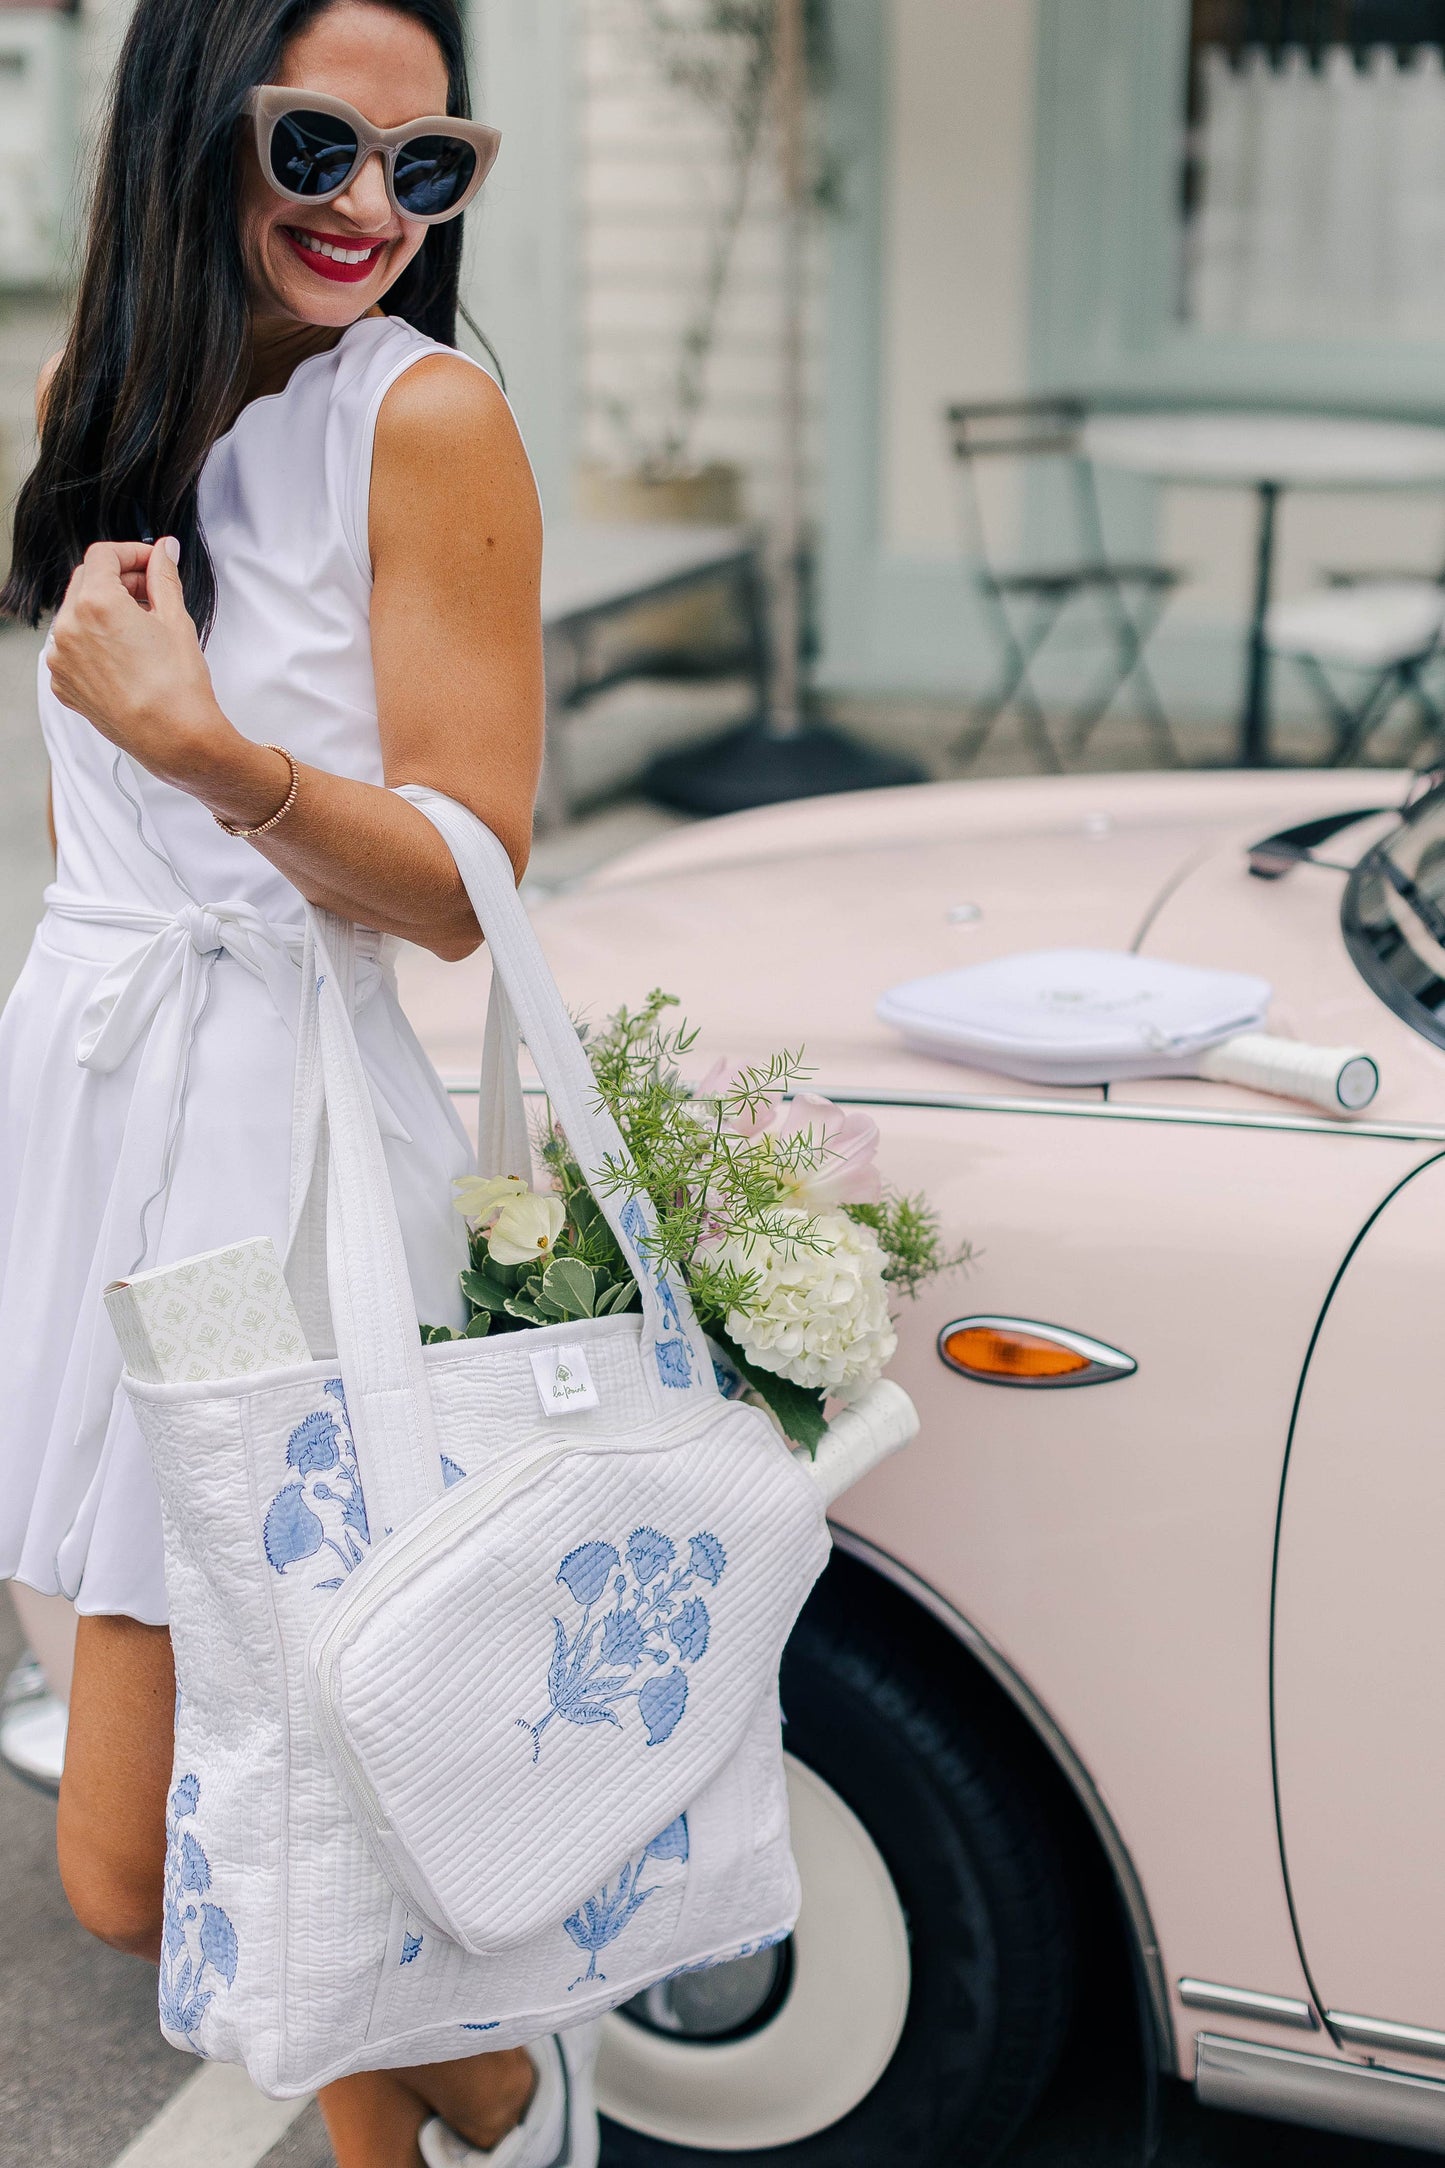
[396,787,717,1408]
[478,972,530,1184]
[286,909,447,1537]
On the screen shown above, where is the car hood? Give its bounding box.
[406,770,1445,1130]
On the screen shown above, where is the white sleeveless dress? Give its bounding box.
[0,316,479,1626]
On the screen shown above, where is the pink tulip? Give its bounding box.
[772,1093,883,1207]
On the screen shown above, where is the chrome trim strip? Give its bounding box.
[1179,1980,1316,2028]
[805,1087,1445,1144]
[440,1078,1445,1145]
[1328,2013,1445,2061]
[1195,2033,1445,2150]
[827,1527,1174,2074]
[938,1315,1137,1390]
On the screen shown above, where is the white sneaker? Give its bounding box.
[419,2025,600,2168]
[0,1692,68,1791]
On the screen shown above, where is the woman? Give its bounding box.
[0,2,574,2162]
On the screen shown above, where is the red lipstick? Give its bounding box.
[284,228,388,285]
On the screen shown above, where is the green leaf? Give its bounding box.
[482,1309,530,1337]
[462,1312,492,1339]
[460,1269,512,1314]
[503,1296,550,1326]
[568,1188,603,1238]
[597,1278,641,1315]
[419,1323,460,1345]
[543,1257,598,1319]
[720,1338,828,1454]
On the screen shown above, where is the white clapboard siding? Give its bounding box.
[577,0,825,521]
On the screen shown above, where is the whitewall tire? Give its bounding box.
[597,1757,911,2150]
[596,1556,1076,2167]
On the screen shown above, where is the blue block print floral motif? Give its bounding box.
[262,1385,466,1588]
[711,1353,743,1398]
[519,1529,726,1761]
[159,1775,238,2048]
[654,1338,694,1390]
[565,1816,689,1989]
[400,1930,424,1966]
[619,1198,694,1390]
[262,1380,370,1589]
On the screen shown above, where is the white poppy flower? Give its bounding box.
[488,1190,567,1267]
[454,1173,529,1225]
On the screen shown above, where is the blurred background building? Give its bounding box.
[469,1,1445,751]
[11,2,1445,762]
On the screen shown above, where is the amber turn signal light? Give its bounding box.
[937,1316,1137,1389]
[944,1326,1089,1380]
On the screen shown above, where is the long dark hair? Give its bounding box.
[1,0,471,636]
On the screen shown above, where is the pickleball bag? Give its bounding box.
[122,790,830,2097]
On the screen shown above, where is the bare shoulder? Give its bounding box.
[372,351,536,510]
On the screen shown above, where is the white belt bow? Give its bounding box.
[44,888,392,1276]
[64,897,307,1076]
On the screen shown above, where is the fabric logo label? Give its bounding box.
[530,1343,600,1416]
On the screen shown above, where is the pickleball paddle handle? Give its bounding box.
[794,1379,920,1506]
[1197,1033,1379,1115]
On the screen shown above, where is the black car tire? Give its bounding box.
[598,1569,1076,2166]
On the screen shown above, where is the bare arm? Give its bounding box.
[43,358,543,960]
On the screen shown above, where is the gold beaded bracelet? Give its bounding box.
[213,745,301,840]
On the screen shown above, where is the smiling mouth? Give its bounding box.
[284,227,389,282]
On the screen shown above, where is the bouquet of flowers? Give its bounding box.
[424,993,966,1449]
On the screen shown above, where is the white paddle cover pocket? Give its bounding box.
[307,1389,829,1956]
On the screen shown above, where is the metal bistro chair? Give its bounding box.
[1266,570,1445,768]
[945,397,1181,771]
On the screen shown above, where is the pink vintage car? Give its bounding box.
[407,764,1445,2165]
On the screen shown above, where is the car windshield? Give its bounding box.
[1344,784,1445,1049]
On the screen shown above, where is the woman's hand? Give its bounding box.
[46,540,234,788]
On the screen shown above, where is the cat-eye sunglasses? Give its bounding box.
[246,87,501,225]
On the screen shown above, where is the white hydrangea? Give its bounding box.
[718,1209,897,1400]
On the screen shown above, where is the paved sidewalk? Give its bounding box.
[0,1604,191,2168]
[0,1596,334,2168]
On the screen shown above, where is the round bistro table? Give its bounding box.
[1081,410,1445,765]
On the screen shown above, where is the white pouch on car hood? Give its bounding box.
[877,948,1272,1084]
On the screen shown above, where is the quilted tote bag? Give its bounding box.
[123,789,830,2097]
